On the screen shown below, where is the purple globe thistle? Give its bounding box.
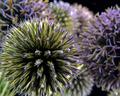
[79,6,120,91]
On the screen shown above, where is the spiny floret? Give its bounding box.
[79,6,120,91]
[64,65,94,96]
[1,19,79,96]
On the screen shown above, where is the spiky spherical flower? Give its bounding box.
[63,65,94,96]
[109,89,120,96]
[49,1,74,32]
[0,72,15,96]
[0,19,79,96]
[79,6,120,90]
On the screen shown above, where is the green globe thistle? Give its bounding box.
[63,65,94,96]
[79,6,120,90]
[0,72,15,96]
[0,19,79,96]
[49,1,74,32]
[109,89,120,96]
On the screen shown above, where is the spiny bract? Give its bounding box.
[79,6,120,91]
[0,19,79,96]
[63,65,94,96]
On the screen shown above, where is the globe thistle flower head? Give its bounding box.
[79,6,120,91]
[63,65,94,96]
[1,19,79,95]
[49,1,74,32]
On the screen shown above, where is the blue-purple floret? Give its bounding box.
[21,0,48,19]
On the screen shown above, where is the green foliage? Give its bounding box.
[0,19,79,96]
[0,72,15,96]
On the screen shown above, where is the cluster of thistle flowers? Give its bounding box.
[0,0,94,96]
[0,0,120,96]
[0,0,94,52]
